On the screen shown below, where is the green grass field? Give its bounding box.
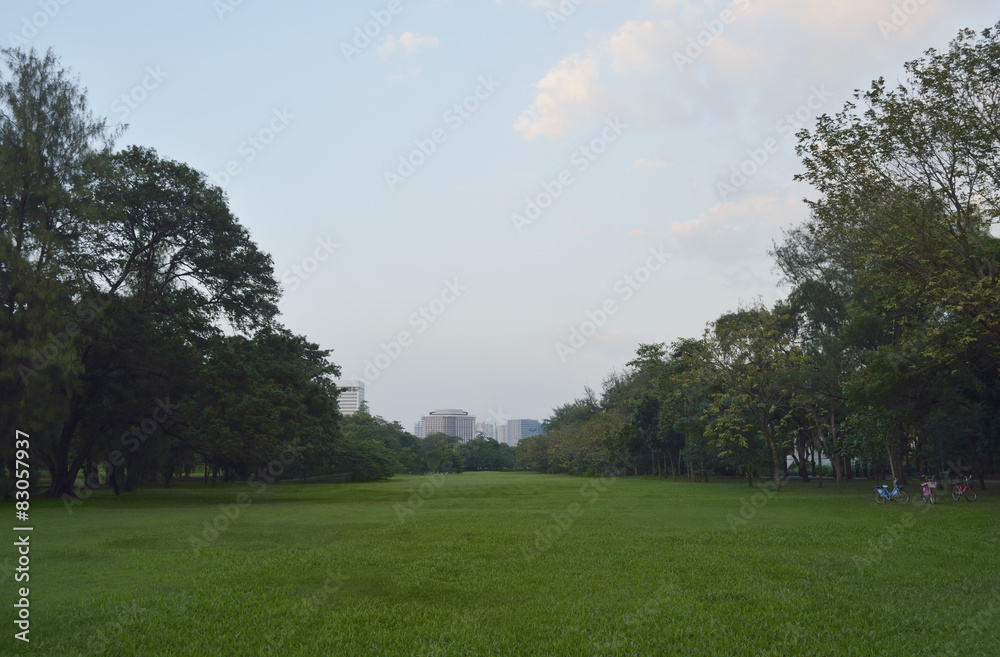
[4,472,998,656]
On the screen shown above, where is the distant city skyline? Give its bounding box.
[7,1,996,429]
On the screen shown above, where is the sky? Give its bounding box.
[4,0,996,432]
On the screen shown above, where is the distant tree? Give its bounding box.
[422,433,464,473]
[544,387,600,431]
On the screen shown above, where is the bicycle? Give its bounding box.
[873,477,909,504]
[920,475,937,504]
[951,475,977,502]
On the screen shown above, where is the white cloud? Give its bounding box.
[378,33,439,60]
[513,0,980,138]
[606,19,678,73]
[670,192,803,261]
[513,54,609,140]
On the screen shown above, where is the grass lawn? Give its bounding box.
[3,472,998,656]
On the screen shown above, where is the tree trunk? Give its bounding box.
[794,440,810,483]
[107,462,121,495]
[766,430,783,492]
[887,429,907,485]
[48,402,99,499]
[816,441,824,488]
[827,401,844,483]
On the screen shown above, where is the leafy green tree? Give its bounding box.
[422,433,464,473]
[795,24,1000,367]
[544,387,600,431]
[700,304,805,491]
[175,328,340,483]
[0,47,117,489]
[459,436,514,471]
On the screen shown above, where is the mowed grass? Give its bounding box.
[3,472,999,656]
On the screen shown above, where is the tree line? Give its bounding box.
[0,48,369,498]
[516,24,1000,490]
[336,410,516,479]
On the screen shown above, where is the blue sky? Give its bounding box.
[5,0,996,430]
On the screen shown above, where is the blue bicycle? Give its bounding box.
[873,477,909,504]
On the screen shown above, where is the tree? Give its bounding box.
[700,304,805,491]
[795,23,1000,367]
[0,47,117,489]
[0,49,308,498]
[544,387,600,431]
[422,433,464,473]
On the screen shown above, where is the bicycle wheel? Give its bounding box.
[894,490,909,504]
[874,490,886,504]
[952,486,962,501]
[965,489,977,502]
[930,491,936,505]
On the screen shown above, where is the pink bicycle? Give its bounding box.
[920,475,937,504]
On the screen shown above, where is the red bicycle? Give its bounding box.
[951,475,977,502]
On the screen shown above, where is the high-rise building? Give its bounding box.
[421,409,476,442]
[497,423,507,445]
[413,422,423,439]
[507,419,544,446]
[476,422,498,440]
[334,380,365,415]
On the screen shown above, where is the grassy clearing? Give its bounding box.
[3,472,998,656]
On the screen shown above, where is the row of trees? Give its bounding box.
[339,411,516,477]
[518,25,1000,490]
[0,48,351,497]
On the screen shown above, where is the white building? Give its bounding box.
[421,409,476,442]
[507,419,544,446]
[334,380,365,415]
